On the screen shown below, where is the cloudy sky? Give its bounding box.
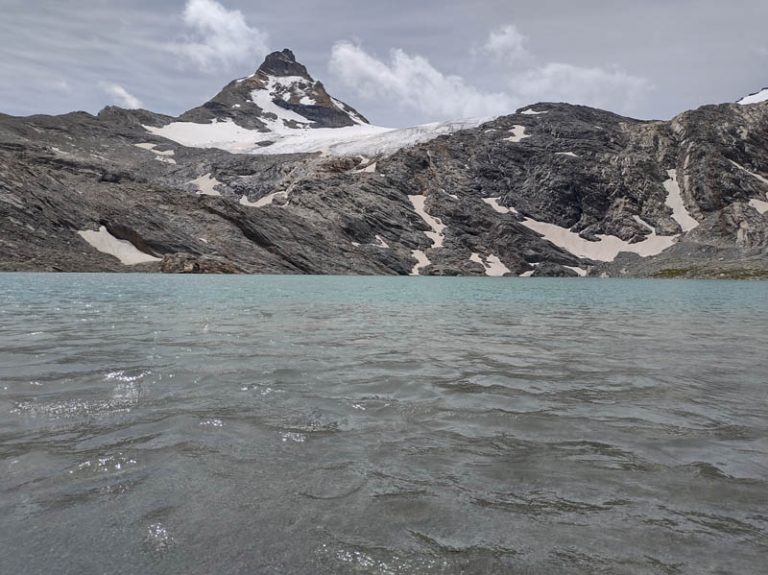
[1,0,767,127]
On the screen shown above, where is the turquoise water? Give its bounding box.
[1,274,767,574]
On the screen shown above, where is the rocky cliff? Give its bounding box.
[1,50,767,277]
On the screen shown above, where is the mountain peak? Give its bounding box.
[257,49,310,78]
[177,48,370,131]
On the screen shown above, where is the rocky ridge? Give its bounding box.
[1,50,767,278]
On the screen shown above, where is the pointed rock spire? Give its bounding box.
[257,49,311,78]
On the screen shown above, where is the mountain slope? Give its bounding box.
[1,51,767,277]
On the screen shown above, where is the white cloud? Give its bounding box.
[50,79,71,93]
[480,25,530,61]
[329,41,514,119]
[329,26,651,122]
[168,0,269,71]
[510,63,650,112]
[101,83,143,108]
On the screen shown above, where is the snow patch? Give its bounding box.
[134,143,176,164]
[78,226,160,265]
[520,108,548,115]
[470,253,510,277]
[408,195,446,248]
[738,88,768,105]
[730,160,768,187]
[190,173,221,196]
[410,250,430,276]
[240,191,288,208]
[749,199,768,214]
[731,152,768,213]
[374,235,389,248]
[353,161,377,174]
[520,217,677,262]
[264,75,315,105]
[250,76,316,129]
[663,169,699,232]
[565,266,588,277]
[632,215,656,234]
[556,152,579,158]
[505,126,529,143]
[518,262,541,278]
[485,255,511,277]
[331,97,368,125]
[482,197,518,215]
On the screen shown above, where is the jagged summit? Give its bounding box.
[258,49,311,78]
[177,49,369,131]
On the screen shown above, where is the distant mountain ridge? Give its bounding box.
[1,49,768,278]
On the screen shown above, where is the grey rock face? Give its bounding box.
[1,54,768,278]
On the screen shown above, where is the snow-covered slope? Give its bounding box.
[145,117,485,157]
[147,49,486,157]
[738,88,768,105]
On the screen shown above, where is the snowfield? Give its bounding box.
[145,117,485,158]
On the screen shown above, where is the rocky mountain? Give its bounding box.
[1,50,768,277]
[177,49,369,131]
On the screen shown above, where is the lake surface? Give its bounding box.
[1,274,766,574]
